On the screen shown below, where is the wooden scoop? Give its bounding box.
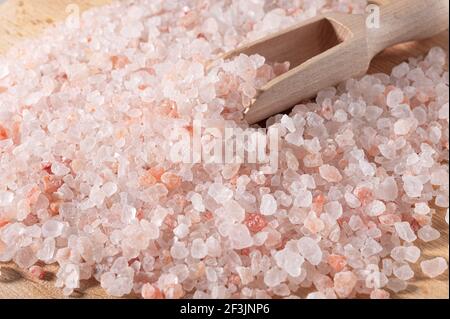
[222,0,449,124]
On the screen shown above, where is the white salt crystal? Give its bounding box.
[387,88,404,108]
[345,192,361,208]
[394,222,417,243]
[0,63,9,79]
[190,193,205,212]
[293,189,312,208]
[297,237,322,265]
[0,191,14,206]
[392,62,409,78]
[191,238,207,259]
[376,177,398,202]
[42,220,64,238]
[228,224,253,249]
[260,194,277,215]
[394,118,413,135]
[404,246,421,263]
[171,242,189,259]
[102,182,118,197]
[418,225,441,242]
[438,102,449,120]
[264,267,287,287]
[51,163,70,176]
[420,257,448,278]
[414,203,430,215]
[208,183,233,204]
[402,175,423,198]
[223,199,245,222]
[366,200,386,217]
[324,201,342,219]
[393,264,414,281]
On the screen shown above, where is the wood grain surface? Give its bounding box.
[0,0,448,299]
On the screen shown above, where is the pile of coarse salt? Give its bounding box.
[0,0,448,299]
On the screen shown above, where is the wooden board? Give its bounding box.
[0,0,448,299]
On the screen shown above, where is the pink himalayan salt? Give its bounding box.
[319,165,343,183]
[29,265,46,280]
[420,258,448,278]
[333,271,358,298]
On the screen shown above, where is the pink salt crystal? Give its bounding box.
[333,271,357,298]
[418,225,441,242]
[394,222,417,243]
[370,289,390,299]
[376,177,398,202]
[420,257,448,278]
[228,224,253,250]
[366,200,386,217]
[141,283,164,299]
[264,267,287,288]
[29,265,46,280]
[319,165,343,183]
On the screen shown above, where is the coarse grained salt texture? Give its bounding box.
[0,0,449,299]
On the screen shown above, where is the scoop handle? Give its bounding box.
[367,0,449,58]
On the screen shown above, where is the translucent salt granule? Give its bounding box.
[260,194,277,215]
[297,237,322,265]
[394,222,417,243]
[387,89,404,108]
[41,220,65,238]
[417,225,441,242]
[190,239,207,259]
[420,257,448,278]
[319,165,343,183]
[393,264,414,281]
[333,271,357,298]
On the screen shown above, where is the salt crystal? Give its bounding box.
[402,175,424,198]
[191,238,207,259]
[42,220,64,238]
[297,237,322,265]
[228,224,253,249]
[293,189,312,208]
[0,191,14,206]
[393,264,414,281]
[333,271,357,298]
[102,182,118,197]
[418,225,441,242]
[420,257,448,278]
[394,222,417,243]
[366,200,386,217]
[319,165,343,183]
[387,89,404,108]
[414,203,430,215]
[260,194,277,215]
[264,267,287,287]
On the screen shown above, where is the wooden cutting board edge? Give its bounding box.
[0,0,449,299]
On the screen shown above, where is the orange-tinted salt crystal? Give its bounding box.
[0,219,10,228]
[43,175,63,194]
[328,254,347,272]
[0,124,8,140]
[244,213,267,233]
[161,172,182,191]
[139,171,156,187]
[111,55,130,69]
[0,87,7,94]
[141,283,165,299]
[148,166,165,182]
[312,193,326,213]
[356,187,373,205]
[49,202,60,216]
